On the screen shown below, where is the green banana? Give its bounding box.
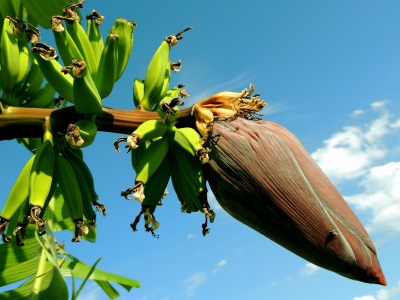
[141,39,172,111]
[141,149,172,213]
[114,119,169,152]
[20,82,55,108]
[51,16,84,66]
[28,128,55,233]
[54,151,87,242]
[13,197,31,246]
[0,17,20,104]
[94,32,119,99]
[65,114,98,148]
[0,154,35,237]
[173,127,210,164]
[129,120,168,149]
[113,17,135,81]
[71,58,102,114]
[65,15,98,78]
[62,144,106,218]
[141,27,192,111]
[86,10,104,67]
[130,140,149,174]
[65,153,97,227]
[14,26,30,93]
[126,137,171,202]
[16,55,45,103]
[156,87,183,122]
[31,43,75,104]
[171,127,214,224]
[133,77,144,107]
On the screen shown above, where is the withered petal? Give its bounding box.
[207,118,386,285]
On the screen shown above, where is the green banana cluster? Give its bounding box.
[134,27,192,111]
[0,15,48,107]
[0,120,106,245]
[115,114,214,237]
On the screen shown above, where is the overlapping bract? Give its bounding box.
[205,117,386,285]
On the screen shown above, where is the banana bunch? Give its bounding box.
[135,27,192,111]
[0,15,47,107]
[115,113,214,236]
[0,119,106,245]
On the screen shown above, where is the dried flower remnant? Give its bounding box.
[204,117,386,285]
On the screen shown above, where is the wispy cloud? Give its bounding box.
[311,100,400,183]
[300,263,320,277]
[182,272,207,298]
[212,259,227,273]
[353,280,400,300]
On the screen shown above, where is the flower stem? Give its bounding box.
[0,104,195,141]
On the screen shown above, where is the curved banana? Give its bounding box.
[15,29,30,95]
[130,140,149,174]
[65,16,97,78]
[171,128,214,224]
[141,39,172,111]
[86,10,104,67]
[64,154,97,227]
[16,56,45,103]
[20,82,56,108]
[132,78,144,107]
[70,59,102,114]
[54,151,87,242]
[0,154,35,237]
[61,142,106,216]
[65,114,97,148]
[156,87,184,122]
[31,43,75,104]
[123,137,170,202]
[114,119,168,151]
[51,16,84,66]
[94,32,119,99]
[173,127,210,164]
[28,128,56,233]
[1,17,20,104]
[113,17,135,81]
[141,149,173,213]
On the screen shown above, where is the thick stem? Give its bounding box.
[0,104,195,140]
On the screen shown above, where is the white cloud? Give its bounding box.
[300,263,320,276]
[182,272,207,298]
[353,280,400,300]
[351,109,365,118]
[345,162,400,235]
[212,259,227,273]
[311,100,400,183]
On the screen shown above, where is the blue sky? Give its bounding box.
[1,0,400,299]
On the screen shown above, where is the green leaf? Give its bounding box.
[95,280,120,299]
[0,263,68,300]
[0,236,41,272]
[74,257,102,299]
[0,256,40,286]
[59,251,140,291]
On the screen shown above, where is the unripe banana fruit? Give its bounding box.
[65,115,97,148]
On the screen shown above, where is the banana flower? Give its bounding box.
[192,85,386,285]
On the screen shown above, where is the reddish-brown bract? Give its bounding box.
[207,117,386,285]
